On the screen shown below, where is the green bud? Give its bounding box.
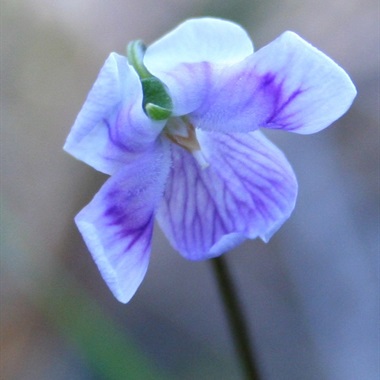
[141,77,173,120]
[145,103,172,120]
[127,40,173,121]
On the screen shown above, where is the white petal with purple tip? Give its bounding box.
[75,140,171,303]
[190,31,356,134]
[156,130,298,261]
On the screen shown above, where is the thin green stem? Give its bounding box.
[127,40,151,79]
[211,255,261,380]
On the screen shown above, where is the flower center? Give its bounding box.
[165,118,209,169]
[127,40,208,170]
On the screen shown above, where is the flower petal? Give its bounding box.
[75,140,170,303]
[144,18,253,116]
[145,17,253,72]
[190,31,357,134]
[156,130,297,261]
[64,52,164,175]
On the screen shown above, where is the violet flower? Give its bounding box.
[64,18,356,303]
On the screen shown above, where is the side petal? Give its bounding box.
[64,52,164,175]
[157,130,297,261]
[144,18,253,116]
[190,31,357,134]
[75,140,170,303]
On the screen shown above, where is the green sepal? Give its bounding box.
[145,103,172,120]
[141,77,173,120]
[127,40,173,121]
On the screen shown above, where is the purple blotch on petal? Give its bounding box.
[190,31,356,135]
[74,140,171,303]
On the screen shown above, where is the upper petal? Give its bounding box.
[190,31,356,134]
[145,18,253,72]
[144,18,253,116]
[64,52,164,175]
[75,140,170,303]
[156,130,297,261]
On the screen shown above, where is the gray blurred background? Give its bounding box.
[1,1,379,379]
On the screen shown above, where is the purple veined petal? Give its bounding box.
[64,52,165,175]
[156,130,297,261]
[75,139,171,303]
[190,31,357,135]
[144,18,254,116]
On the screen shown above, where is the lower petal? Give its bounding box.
[157,130,297,260]
[75,140,170,303]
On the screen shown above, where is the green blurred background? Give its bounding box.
[1,0,379,379]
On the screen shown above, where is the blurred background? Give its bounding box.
[1,0,379,379]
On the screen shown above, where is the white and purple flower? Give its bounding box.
[64,18,356,303]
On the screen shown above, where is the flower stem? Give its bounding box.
[211,255,261,380]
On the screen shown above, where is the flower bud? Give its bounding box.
[127,40,173,120]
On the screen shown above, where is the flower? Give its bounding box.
[64,18,356,303]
